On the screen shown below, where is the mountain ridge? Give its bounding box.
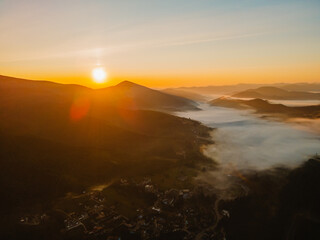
[233,86,320,100]
[0,75,198,111]
[209,97,320,119]
[0,74,211,218]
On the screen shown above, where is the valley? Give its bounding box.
[1,76,320,240]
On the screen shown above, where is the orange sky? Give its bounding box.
[0,0,319,88]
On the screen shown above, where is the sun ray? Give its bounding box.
[92,67,107,83]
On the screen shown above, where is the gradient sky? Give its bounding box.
[0,0,320,88]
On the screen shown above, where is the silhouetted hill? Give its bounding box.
[233,86,320,100]
[0,75,198,111]
[96,80,199,111]
[0,75,89,94]
[0,75,210,216]
[210,97,320,119]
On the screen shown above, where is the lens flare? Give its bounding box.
[70,96,90,121]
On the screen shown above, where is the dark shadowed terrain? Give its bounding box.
[1,76,320,240]
[0,76,210,238]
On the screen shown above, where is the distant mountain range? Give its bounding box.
[210,97,320,119]
[281,83,320,92]
[233,86,320,100]
[162,88,207,101]
[165,84,267,95]
[164,83,320,98]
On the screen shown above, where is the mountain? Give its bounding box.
[0,75,198,111]
[0,75,210,216]
[281,83,320,92]
[162,88,207,101]
[94,80,199,111]
[159,82,320,97]
[233,86,320,100]
[209,97,320,119]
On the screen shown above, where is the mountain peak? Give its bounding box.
[115,80,141,88]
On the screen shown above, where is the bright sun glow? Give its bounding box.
[92,67,107,83]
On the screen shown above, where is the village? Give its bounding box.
[19,177,228,239]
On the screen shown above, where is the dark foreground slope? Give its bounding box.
[0,76,210,219]
[222,157,320,240]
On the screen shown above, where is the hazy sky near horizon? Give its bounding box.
[0,0,320,87]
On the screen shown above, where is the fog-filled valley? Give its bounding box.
[176,93,320,239]
[2,1,320,239]
[178,104,320,172]
[1,75,320,240]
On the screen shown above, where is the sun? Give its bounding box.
[92,67,107,83]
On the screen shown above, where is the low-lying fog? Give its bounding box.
[178,104,320,198]
[178,104,320,171]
